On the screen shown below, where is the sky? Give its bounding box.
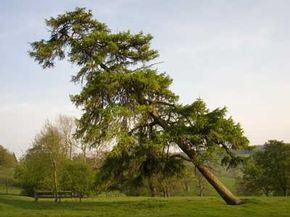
[1,0,290,157]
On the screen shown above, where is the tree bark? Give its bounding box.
[196,164,241,204]
[147,178,156,197]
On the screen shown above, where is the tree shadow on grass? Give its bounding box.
[0,195,166,212]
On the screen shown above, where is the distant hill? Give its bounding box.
[234,145,265,156]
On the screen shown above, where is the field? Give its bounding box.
[0,195,289,217]
[0,185,21,196]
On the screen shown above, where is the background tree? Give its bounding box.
[239,140,290,196]
[16,122,66,200]
[56,115,77,160]
[29,8,249,205]
[0,145,17,168]
[56,115,89,161]
[15,145,51,196]
[0,145,18,194]
[60,159,94,202]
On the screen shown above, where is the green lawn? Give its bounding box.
[0,195,289,217]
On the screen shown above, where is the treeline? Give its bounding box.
[0,145,18,194]
[12,116,217,198]
[2,116,290,198]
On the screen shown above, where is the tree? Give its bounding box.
[0,145,17,168]
[29,8,249,205]
[56,115,89,161]
[56,115,76,160]
[239,140,290,196]
[16,122,66,200]
[15,146,51,196]
[60,159,94,202]
[0,145,17,194]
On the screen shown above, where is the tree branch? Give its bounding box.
[128,121,158,135]
[133,61,164,72]
[170,153,192,162]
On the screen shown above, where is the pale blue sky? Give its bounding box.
[1,0,290,157]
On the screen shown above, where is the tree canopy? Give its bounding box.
[0,145,17,169]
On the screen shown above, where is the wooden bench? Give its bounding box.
[34,190,73,202]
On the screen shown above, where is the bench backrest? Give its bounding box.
[34,191,73,201]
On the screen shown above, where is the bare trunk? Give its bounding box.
[52,160,58,203]
[147,178,155,197]
[197,164,241,204]
[69,143,72,160]
[177,139,242,204]
[162,184,169,197]
[263,188,269,196]
[283,188,287,197]
[81,144,87,163]
[184,181,190,192]
[5,178,8,194]
[165,186,169,197]
[79,193,82,203]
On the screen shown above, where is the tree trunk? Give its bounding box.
[5,178,8,195]
[196,164,241,204]
[150,111,243,205]
[147,178,155,197]
[283,188,287,197]
[52,160,58,203]
[69,143,73,160]
[81,144,87,163]
[181,143,241,204]
[165,186,169,197]
[79,193,82,203]
[162,184,169,197]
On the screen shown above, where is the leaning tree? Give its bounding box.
[29,8,249,205]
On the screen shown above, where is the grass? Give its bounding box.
[0,184,22,195]
[0,195,289,217]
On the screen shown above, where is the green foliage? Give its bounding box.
[0,145,18,194]
[239,140,290,196]
[60,160,94,199]
[0,145,17,168]
[171,99,249,166]
[29,8,248,163]
[96,141,186,196]
[30,8,249,203]
[15,122,66,196]
[15,119,97,198]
